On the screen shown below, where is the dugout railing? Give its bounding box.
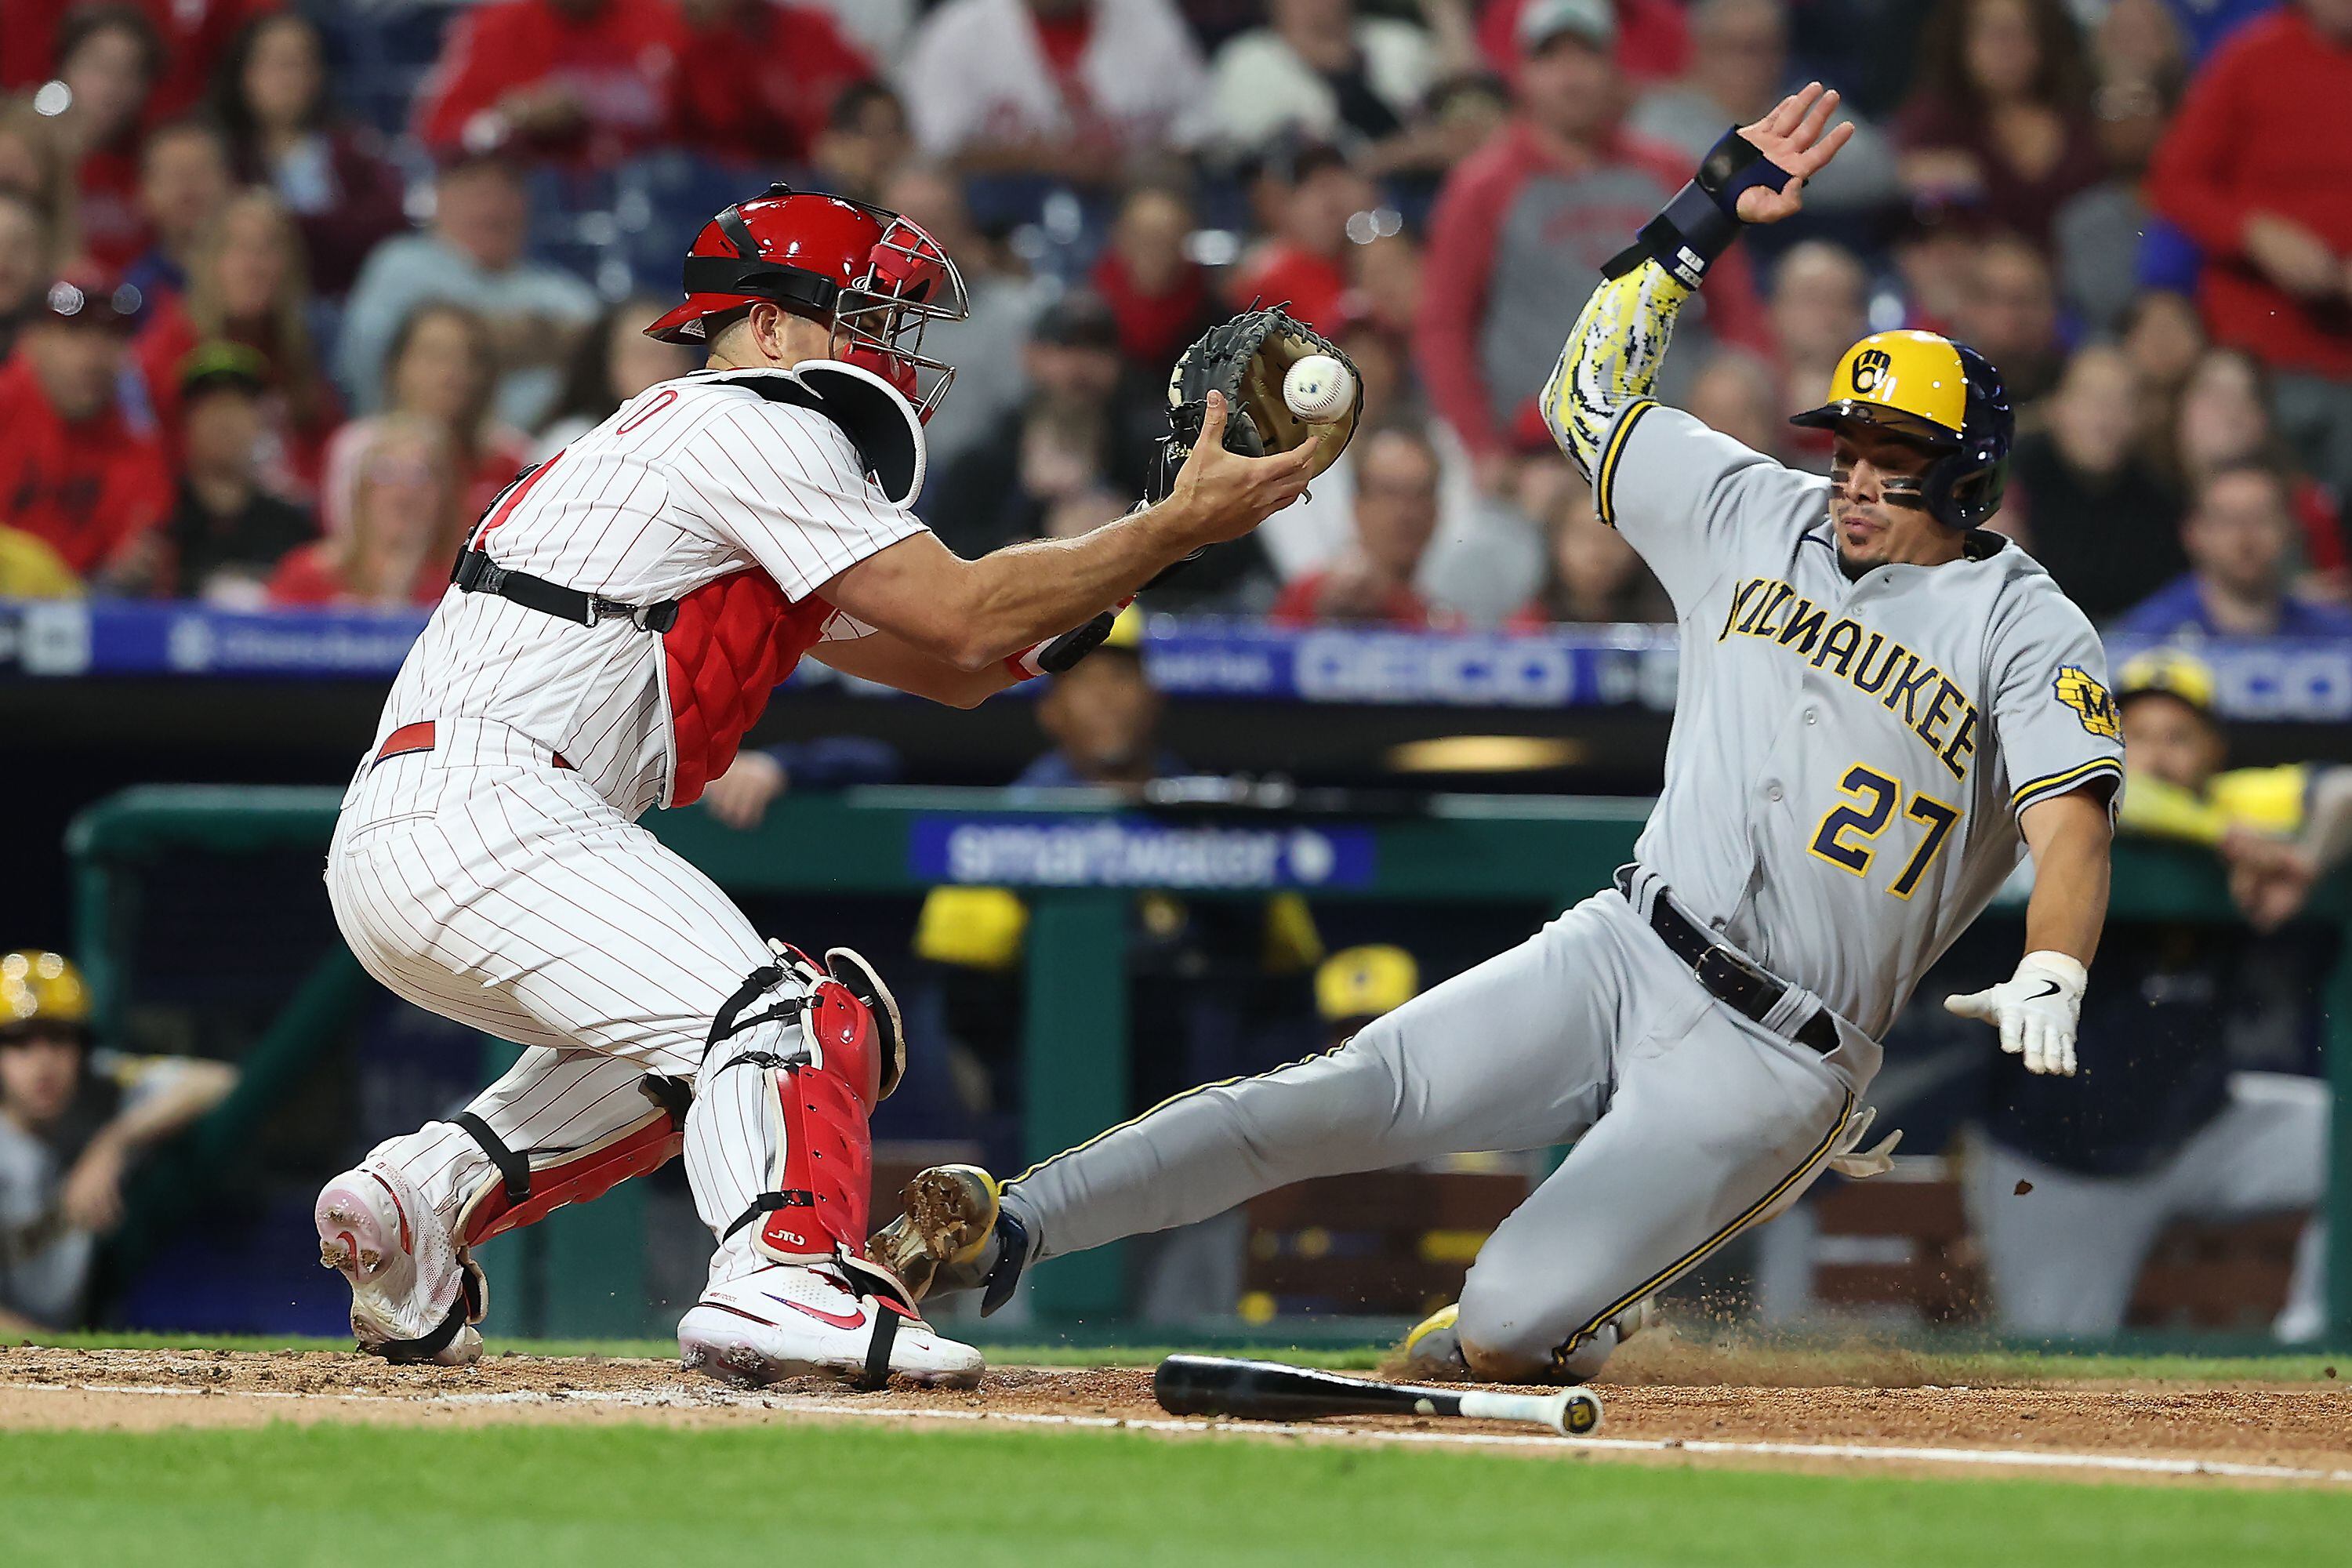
[66,784,2352,1348]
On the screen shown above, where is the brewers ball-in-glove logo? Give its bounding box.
[2053,666,2119,739]
[1850,347,1893,396]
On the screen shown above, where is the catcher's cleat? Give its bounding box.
[315,1163,485,1365]
[867,1164,1029,1315]
[678,1261,982,1389]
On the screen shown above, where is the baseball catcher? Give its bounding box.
[313,183,1319,1387]
[874,85,2122,1383]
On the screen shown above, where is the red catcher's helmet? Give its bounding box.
[644,183,967,421]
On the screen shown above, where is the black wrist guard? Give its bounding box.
[1602,126,1796,286]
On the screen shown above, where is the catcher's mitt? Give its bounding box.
[1150,307,1361,499]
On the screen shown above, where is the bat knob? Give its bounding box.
[1552,1388,1604,1436]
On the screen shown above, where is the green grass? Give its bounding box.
[2,1422,2344,1568]
[20,1329,2341,1383]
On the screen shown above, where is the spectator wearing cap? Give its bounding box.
[1417,0,1768,485]
[0,949,238,1333]
[412,0,680,169]
[2,2,278,123]
[1229,136,1379,337]
[0,273,170,586]
[1895,0,2104,254]
[924,289,1158,560]
[1966,648,2336,1345]
[2147,0,2352,506]
[132,187,338,496]
[208,12,409,298]
[1207,0,1443,170]
[120,118,231,303]
[2116,462,2352,638]
[2004,344,2183,622]
[336,153,597,431]
[44,3,165,271]
[268,414,466,609]
[667,0,875,168]
[0,189,53,361]
[1269,424,1449,629]
[1629,0,1900,219]
[1474,0,1692,85]
[897,0,1212,186]
[153,343,314,603]
[2169,347,2348,596]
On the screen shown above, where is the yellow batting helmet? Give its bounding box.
[0,949,92,1041]
[1790,330,2014,530]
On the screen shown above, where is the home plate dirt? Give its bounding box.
[4,1344,2347,1488]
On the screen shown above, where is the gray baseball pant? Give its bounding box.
[1000,885,1871,1378]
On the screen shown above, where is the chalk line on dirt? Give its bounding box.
[27,1380,2352,1486]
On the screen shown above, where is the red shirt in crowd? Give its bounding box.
[669,2,872,165]
[76,143,147,271]
[0,354,172,576]
[1416,118,1769,459]
[1,0,279,121]
[2147,6,2352,379]
[1268,572,1439,630]
[412,0,680,166]
[1091,249,1215,370]
[1475,0,1690,85]
[1230,241,1351,338]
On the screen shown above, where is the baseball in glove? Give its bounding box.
[1147,307,1363,502]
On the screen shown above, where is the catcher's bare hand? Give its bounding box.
[1167,391,1319,543]
[1733,82,1854,223]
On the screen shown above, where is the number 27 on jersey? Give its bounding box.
[1808,765,1961,900]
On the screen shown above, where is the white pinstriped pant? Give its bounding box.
[325,718,808,1289]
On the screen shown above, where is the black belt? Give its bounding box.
[451,549,680,633]
[1615,868,1838,1055]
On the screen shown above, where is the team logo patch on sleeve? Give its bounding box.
[2053,666,2119,739]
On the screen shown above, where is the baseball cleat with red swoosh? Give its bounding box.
[314,1162,484,1365]
[679,1262,984,1388]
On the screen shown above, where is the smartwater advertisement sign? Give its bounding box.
[909,816,1377,890]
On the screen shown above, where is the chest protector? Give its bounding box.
[663,571,833,807]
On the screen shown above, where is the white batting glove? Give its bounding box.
[1944,952,2087,1076]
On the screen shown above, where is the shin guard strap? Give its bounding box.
[368,1294,469,1364]
[858,1303,902,1392]
[454,1111,530,1205]
[723,1190,814,1243]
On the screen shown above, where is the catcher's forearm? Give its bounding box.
[948,502,1205,668]
[1541,261,1693,481]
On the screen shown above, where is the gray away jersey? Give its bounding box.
[1595,401,2123,1039]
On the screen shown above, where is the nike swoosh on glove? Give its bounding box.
[1943,951,2088,1076]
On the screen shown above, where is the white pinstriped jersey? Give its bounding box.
[361,368,924,818]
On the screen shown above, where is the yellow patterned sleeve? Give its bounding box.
[1541,260,1695,481]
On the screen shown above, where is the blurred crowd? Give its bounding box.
[0,0,2347,642]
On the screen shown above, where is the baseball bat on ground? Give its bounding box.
[1152,1355,1602,1436]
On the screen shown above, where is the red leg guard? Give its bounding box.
[756,1000,877,1262]
[456,1112,685,1249]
